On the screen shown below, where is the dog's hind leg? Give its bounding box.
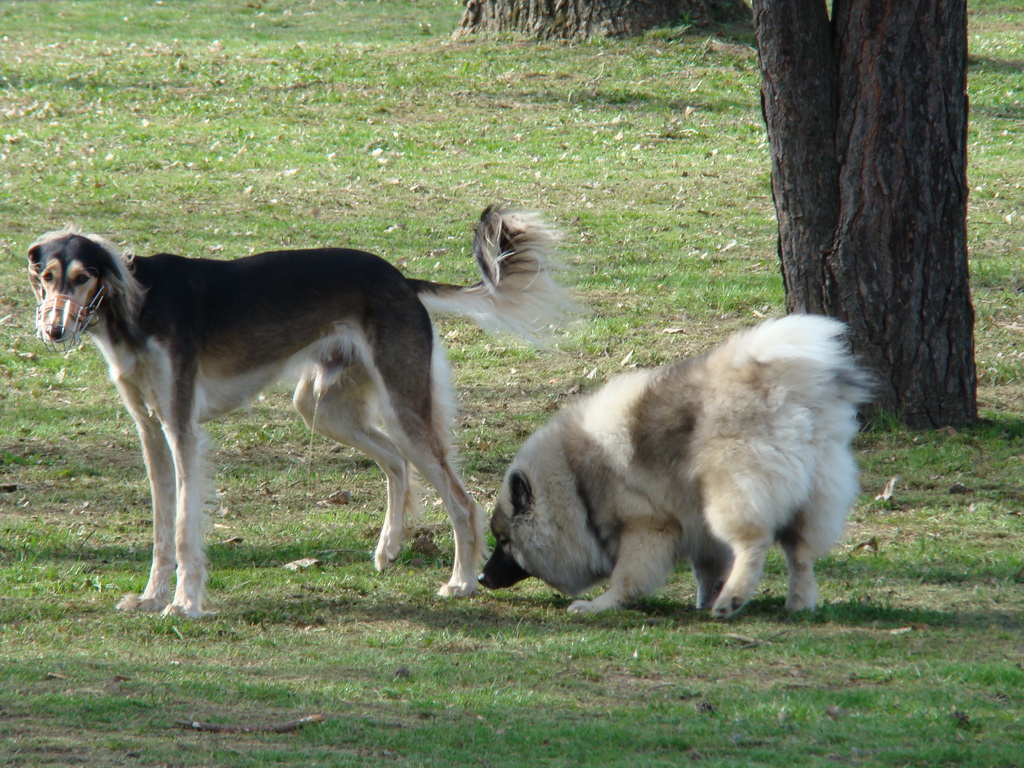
[114,383,177,613]
[357,306,483,597]
[293,374,420,572]
[781,448,857,612]
[377,346,483,598]
[400,445,482,598]
[369,382,484,597]
[779,530,819,613]
[424,458,481,598]
[349,375,483,597]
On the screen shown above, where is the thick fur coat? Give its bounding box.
[479,315,873,618]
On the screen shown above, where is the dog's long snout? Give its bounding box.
[40,322,65,341]
[478,540,530,590]
[35,290,103,348]
[36,297,74,341]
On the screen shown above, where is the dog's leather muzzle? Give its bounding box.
[35,286,105,350]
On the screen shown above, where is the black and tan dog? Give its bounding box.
[28,206,571,617]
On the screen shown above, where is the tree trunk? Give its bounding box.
[454,0,751,39]
[755,0,976,428]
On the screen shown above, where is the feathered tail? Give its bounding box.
[412,205,575,343]
[711,314,875,407]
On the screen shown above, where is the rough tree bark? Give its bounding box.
[755,0,976,427]
[454,0,750,39]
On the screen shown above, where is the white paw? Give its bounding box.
[161,602,214,619]
[567,600,596,613]
[785,581,819,613]
[116,594,168,613]
[784,597,818,613]
[374,526,406,572]
[711,592,747,619]
[374,549,398,572]
[568,599,617,613]
[437,580,478,598]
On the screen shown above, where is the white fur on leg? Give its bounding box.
[117,383,178,613]
[711,539,771,619]
[783,541,820,612]
[375,477,420,571]
[567,528,678,613]
[433,470,483,598]
[436,482,483,598]
[162,428,212,618]
[117,594,167,612]
[567,594,620,613]
[437,480,483,597]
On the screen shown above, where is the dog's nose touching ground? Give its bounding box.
[478,541,530,590]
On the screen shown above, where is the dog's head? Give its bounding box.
[28,228,131,349]
[479,420,613,597]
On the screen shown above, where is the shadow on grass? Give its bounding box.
[10,533,1024,635]
[176,585,1024,638]
[860,411,1024,439]
[969,55,1024,75]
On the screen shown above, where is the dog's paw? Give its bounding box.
[784,596,818,613]
[437,581,478,598]
[374,549,398,573]
[567,599,619,613]
[784,579,819,613]
[161,602,215,619]
[567,600,597,613]
[695,580,726,611]
[116,594,168,613]
[567,592,625,613]
[710,593,747,619]
[374,523,407,572]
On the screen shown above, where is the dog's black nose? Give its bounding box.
[43,325,66,341]
[478,542,530,590]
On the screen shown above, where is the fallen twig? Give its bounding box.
[723,629,791,649]
[175,713,327,733]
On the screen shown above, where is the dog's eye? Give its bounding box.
[74,273,93,286]
[42,272,55,283]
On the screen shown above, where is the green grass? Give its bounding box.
[2,1,1023,766]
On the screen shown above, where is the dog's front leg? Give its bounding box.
[116,395,177,613]
[709,535,772,619]
[163,425,211,618]
[689,527,734,611]
[568,526,678,613]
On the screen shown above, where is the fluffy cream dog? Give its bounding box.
[479,315,872,618]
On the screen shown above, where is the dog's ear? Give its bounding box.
[27,244,45,300]
[509,470,533,517]
[83,236,143,327]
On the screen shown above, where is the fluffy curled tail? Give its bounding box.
[712,314,874,407]
[412,205,575,343]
